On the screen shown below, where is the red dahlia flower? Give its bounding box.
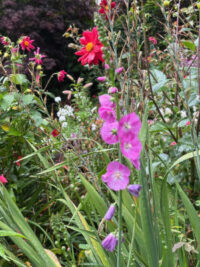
[75,27,104,66]
[99,0,116,19]
[20,36,35,52]
[51,129,60,137]
[58,70,67,82]
[30,47,46,65]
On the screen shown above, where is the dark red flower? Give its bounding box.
[75,27,104,66]
[99,0,116,19]
[58,70,67,82]
[51,129,60,137]
[16,156,22,166]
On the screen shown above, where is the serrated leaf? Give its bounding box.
[182,41,196,52]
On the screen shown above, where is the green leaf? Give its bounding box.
[1,94,15,110]
[22,94,34,105]
[0,230,26,238]
[150,69,168,93]
[182,41,196,52]
[10,74,29,85]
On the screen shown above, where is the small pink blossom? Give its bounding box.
[99,94,116,108]
[120,134,142,163]
[102,161,130,191]
[118,112,141,138]
[29,47,46,65]
[131,159,140,170]
[100,121,119,144]
[97,76,106,82]
[186,121,191,126]
[0,36,10,46]
[0,174,8,184]
[58,70,67,82]
[98,107,116,122]
[115,67,124,74]
[20,36,35,52]
[105,63,110,70]
[149,37,157,45]
[108,87,118,94]
[170,141,176,146]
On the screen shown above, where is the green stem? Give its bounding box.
[127,202,137,267]
[117,190,122,267]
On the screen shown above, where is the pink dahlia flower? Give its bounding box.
[118,112,141,138]
[29,47,46,65]
[100,121,119,144]
[20,36,35,52]
[102,161,130,191]
[98,107,116,123]
[99,94,116,109]
[120,134,142,162]
[0,36,10,46]
[58,70,67,82]
[0,174,8,184]
[75,27,104,66]
[99,0,116,20]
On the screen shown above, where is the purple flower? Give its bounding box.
[105,63,110,70]
[127,184,141,197]
[102,233,118,252]
[120,134,142,163]
[104,205,115,220]
[99,94,116,109]
[98,107,116,123]
[108,87,118,94]
[115,67,124,74]
[131,158,140,170]
[118,112,141,138]
[102,161,130,191]
[97,76,106,82]
[100,121,119,144]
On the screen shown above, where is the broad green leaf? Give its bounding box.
[182,41,196,52]
[10,74,29,85]
[22,94,34,105]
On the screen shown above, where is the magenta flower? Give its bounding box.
[98,107,116,123]
[131,158,140,170]
[102,161,130,191]
[0,174,8,184]
[115,67,124,74]
[104,205,115,220]
[99,94,116,109]
[29,47,46,65]
[120,134,142,162]
[58,70,67,82]
[118,112,141,138]
[102,233,118,252]
[149,37,157,45]
[97,76,106,82]
[0,36,10,46]
[100,121,119,144]
[20,36,35,52]
[127,184,141,197]
[108,87,118,94]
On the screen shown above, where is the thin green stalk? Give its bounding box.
[117,190,122,267]
[127,203,137,267]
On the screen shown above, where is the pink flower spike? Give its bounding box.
[29,47,46,65]
[108,87,118,94]
[118,112,141,138]
[149,37,157,45]
[0,174,8,184]
[186,121,191,126]
[100,121,119,144]
[99,94,116,108]
[115,67,124,74]
[170,141,176,146]
[58,70,67,82]
[105,63,110,70]
[102,161,130,191]
[20,36,35,52]
[97,76,106,82]
[98,107,116,122]
[120,134,142,161]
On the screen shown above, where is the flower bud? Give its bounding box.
[164,0,170,7]
[104,205,115,220]
[97,76,106,82]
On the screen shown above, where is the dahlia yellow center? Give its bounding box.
[105,5,109,10]
[86,42,94,52]
[24,41,29,47]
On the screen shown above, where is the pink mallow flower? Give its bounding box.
[20,36,35,52]
[97,76,106,82]
[115,67,124,74]
[98,107,116,123]
[99,94,116,109]
[100,121,119,144]
[120,134,142,164]
[29,47,46,65]
[102,233,118,252]
[149,37,157,45]
[118,112,141,138]
[108,87,118,94]
[58,70,67,82]
[102,161,130,191]
[0,174,8,184]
